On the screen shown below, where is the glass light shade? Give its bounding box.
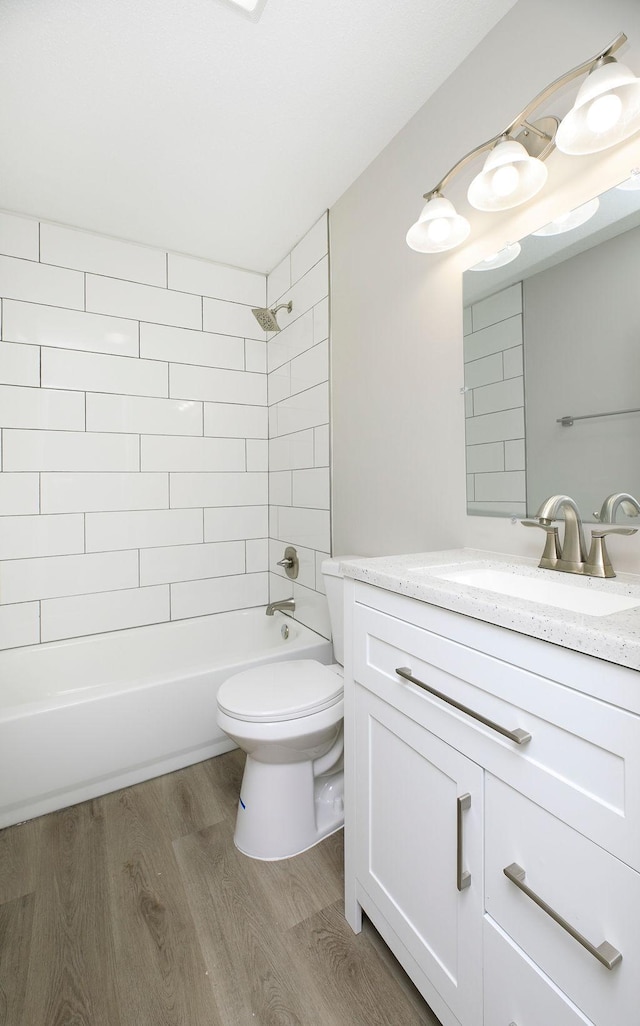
[406,195,470,253]
[532,197,600,236]
[555,59,640,155]
[468,242,521,271]
[467,139,548,212]
[616,168,640,191]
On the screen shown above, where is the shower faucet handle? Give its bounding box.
[276,546,299,580]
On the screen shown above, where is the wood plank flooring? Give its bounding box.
[0,750,441,1026]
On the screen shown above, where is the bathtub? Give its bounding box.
[0,608,333,828]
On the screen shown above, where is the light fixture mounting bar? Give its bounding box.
[520,120,551,140]
[423,32,628,200]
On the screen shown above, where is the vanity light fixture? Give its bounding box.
[532,197,600,236]
[406,33,640,254]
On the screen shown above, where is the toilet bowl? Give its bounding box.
[216,556,351,860]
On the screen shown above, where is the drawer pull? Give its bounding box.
[457,793,471,891]
[503,862,623,970]
[395,667,532,746]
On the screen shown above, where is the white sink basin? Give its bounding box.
[429,567,640,617]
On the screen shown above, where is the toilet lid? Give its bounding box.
[217,660,343,722]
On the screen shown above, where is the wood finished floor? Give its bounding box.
[0,750,440,1026]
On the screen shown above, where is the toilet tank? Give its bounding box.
[321,556,359,666]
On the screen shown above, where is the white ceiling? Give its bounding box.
[1,0,516,273]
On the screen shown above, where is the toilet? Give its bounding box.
[216,557,348,860]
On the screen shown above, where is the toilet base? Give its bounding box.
[233,755,344,861]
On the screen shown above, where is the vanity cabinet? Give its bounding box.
[344,578,640,1026]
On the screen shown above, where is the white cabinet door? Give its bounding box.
[354,684,484,1026]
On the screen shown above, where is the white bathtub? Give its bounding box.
[0,608,333,828]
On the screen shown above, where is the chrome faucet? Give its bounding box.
[596,492,640,523]
[523,493,639,578]
[265,597,295,616]
[584,493,640,578]
[523,494,587,574]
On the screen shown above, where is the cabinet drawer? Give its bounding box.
[352,600,640,870]
[485,775,640,1026]
[484,918,594,1026]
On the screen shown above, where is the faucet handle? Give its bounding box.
[591,527,638,537]
[276,545,299,579]
[585,527,638,579]
[521,519,561,569]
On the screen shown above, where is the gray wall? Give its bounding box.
[330,0,640,572]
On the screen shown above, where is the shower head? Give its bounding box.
[251,301,293,333]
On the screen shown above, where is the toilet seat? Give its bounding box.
[217,659,343,723]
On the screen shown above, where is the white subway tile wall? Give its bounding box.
[86,274,202,329]
[0,209,331,649]
[464,284,526,517]
[0,214,263,647]
[0,340,41,385]
[5,301,140,358]
[0,212,40,260]
[170,572,269,621]
[40,224,167,287]
[266,214,331,631]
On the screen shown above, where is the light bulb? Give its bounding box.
[586,92,623,133]
[556,57,640,155]
[427,217,452,244]
[406,195,470,253]
[467,138,546,212]
[491,163,520,198]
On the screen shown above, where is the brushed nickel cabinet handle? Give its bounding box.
[503,862,622,970]
[396,667,532,745]
[457,793,471,891]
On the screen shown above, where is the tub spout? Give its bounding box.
[265,598,295,616]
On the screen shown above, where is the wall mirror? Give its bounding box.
[462,173,640,525]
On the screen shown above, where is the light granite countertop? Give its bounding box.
[340,549,640,671]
